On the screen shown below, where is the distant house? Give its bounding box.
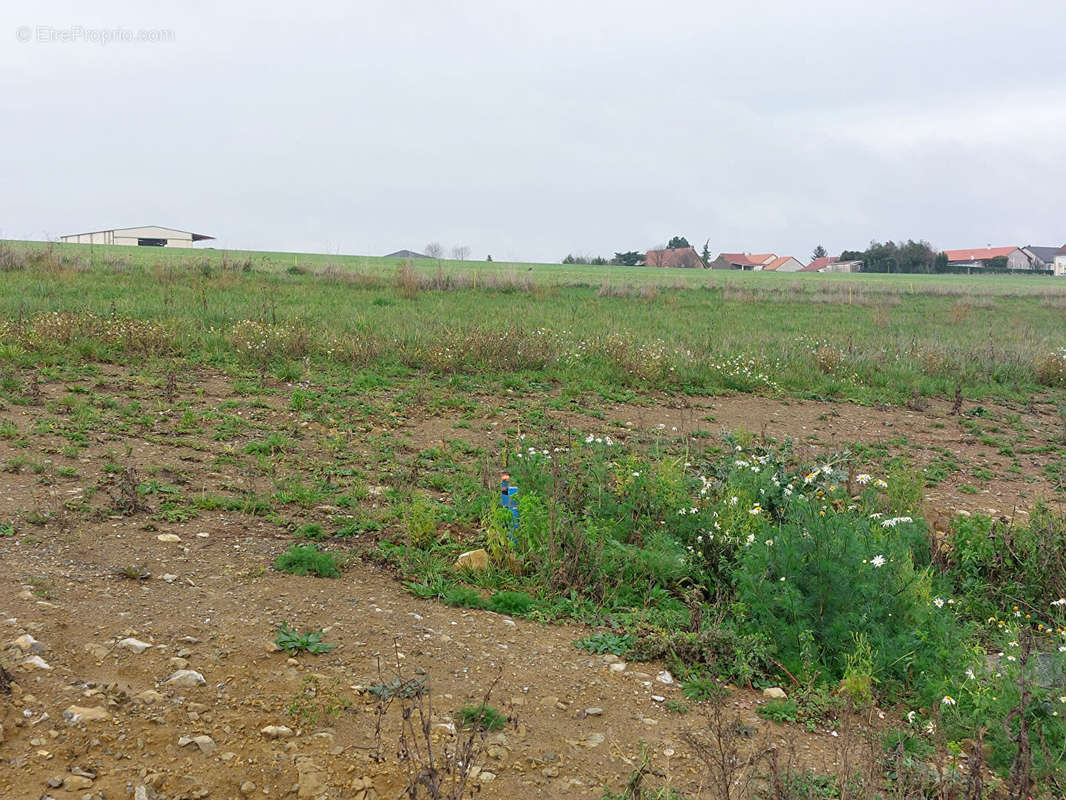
[1023,245,1062,270]
[761,256,805,272]
[644,246,705,268]
[60,225,214,248]
[709,252,776,270]
[802,257,863,273]
[1054,245,1066,277]
[943,247,1036,271]
[805,256,836,272]
[384,249,431,259]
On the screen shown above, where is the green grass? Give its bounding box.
[2,239,1066,406]
[455,702,507,732]
[273,544,341,578]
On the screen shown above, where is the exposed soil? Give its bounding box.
[1,366,1060,799]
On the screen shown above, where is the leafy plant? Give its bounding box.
[364,676,426,702]
[574,631,634,655]
[275,622,334,655]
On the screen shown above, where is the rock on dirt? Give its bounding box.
[454,548,489,571]
[763,687,788,700]
[117,637,153,654]
[62,705,109,724]
[179,734,217,754]
[295,757,329,798]
[261,724,295,739]
[164,669,206,687]
[12,633,44,653]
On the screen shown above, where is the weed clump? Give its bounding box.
[456,702,507,732]
[486,590,533,616]
[273,544,340,578]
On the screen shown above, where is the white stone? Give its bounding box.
[762,687,788,700]
[117,637,152,654]
[12,633,43,653]
[260,724,295,739]
[164,669,206,687]
[156,534,181,543]
[655,670,673,685]
[22,655,51,670]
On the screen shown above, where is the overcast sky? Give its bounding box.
[3,1,1064,263]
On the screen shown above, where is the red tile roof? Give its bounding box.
[943,247,1016,262]
[802,256,837,272]
[718,252,776,267]
[644,246,705,268]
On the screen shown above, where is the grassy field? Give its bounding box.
[7,237,1066,294]
[1,239,1065,406]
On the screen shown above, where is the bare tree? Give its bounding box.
[424,242,443,259]
[451,245,471,261]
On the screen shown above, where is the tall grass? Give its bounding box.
[1,250,1065,402]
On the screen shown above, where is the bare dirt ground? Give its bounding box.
[1,367,1061,799]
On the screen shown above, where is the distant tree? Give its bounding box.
[842,240,937,273]
[667,235,690,249]
[451,245,471,261]
[590,256,608,265]
[812,244,828,260]
[934,252,948,272]
[562,254,576,264]
[486,254,493,262]
[701,240,711,265]
[612,250,643,266]
[424,242,443,259]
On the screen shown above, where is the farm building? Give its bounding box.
[803,257,863,273]
[384,249,430,259]
[761,256,805,272]
[709,253,776,270]
[1023,245,1063,269]
[60,226,214,248]
[643,246,705,268]
[1054,246,1066,277]
[943,247,1034,271]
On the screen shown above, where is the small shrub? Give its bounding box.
[681,675,721,702]
[757,698,799,724]
[402,494,438,549]
[364,676,426,701]
[274,622,334,654]
[294,522,326,539]
[487,590,534,616]
[456,702,507,732]
[273,544,340,578]
[1035,348,1066,387]
[443,585,487,609]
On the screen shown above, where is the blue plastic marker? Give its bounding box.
[500,472,519,539]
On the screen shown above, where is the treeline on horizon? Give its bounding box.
[561,238,1036,274]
